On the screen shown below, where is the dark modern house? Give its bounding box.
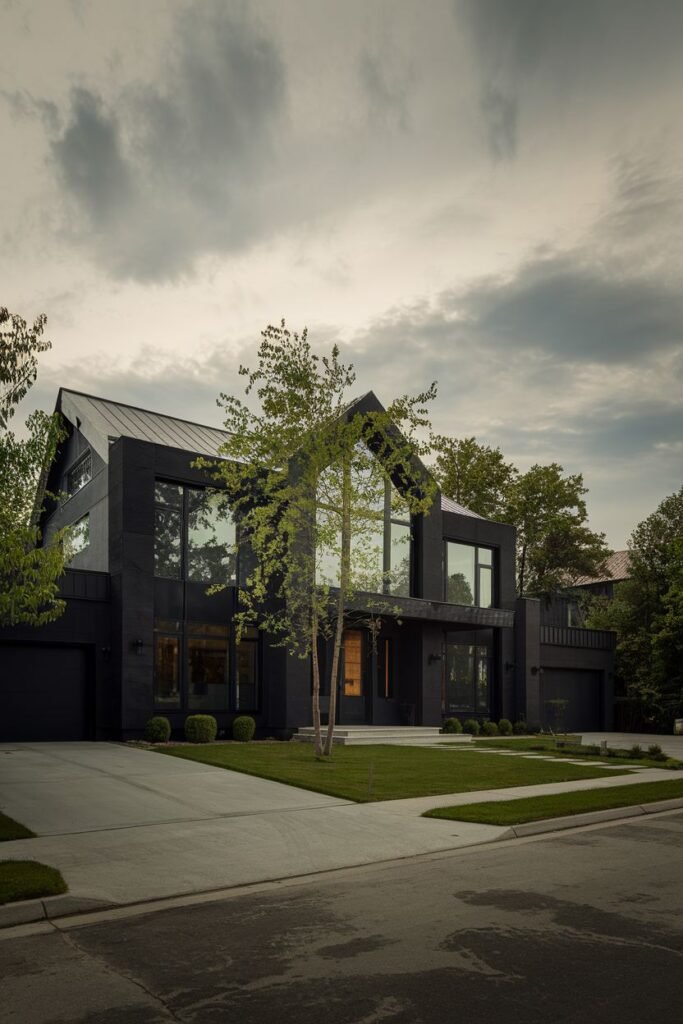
[0,388,616,741]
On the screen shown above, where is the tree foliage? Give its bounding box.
[0,306,66,626]
[199,322,436,755]
[433,435,516,521]
[586,487,683,729]
[434,428,610,598]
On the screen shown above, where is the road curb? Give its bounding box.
[0,894,116,930]
[497,797,683,840]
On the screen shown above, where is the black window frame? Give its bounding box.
[442,642,491,715]
[153,479,237,584]
[443,540,496,608]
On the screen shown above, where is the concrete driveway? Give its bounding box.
[0,742,508,907]
[580,732,683,759]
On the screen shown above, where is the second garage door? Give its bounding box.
[540,668,602,732]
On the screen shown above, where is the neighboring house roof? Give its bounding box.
[57,389,230,463]
[440,495,482,519]
[572,550,631,587]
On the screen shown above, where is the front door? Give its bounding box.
[338,629,368,724]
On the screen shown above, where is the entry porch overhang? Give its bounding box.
[345,592,514,629]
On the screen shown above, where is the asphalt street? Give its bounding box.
[2,809,682,1024]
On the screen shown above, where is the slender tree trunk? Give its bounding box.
[310,609,323,758]
[324,458,351,755]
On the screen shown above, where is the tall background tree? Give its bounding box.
[433,435,610,599]
[0,306,66,626]
[587,487,683,730]
[199,322,436,756]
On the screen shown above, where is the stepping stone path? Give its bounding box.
[433,746,650,771]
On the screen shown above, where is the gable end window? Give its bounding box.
[67,451,92,495]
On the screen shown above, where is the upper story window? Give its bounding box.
[316,456,412,598]
[154,481,236,583]
[65,514,89,563]
[445,541,495,607]
[67,451,92,495]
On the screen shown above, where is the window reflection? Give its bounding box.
[444,643,489,714]
[445,542,495,608]
[188,632,228,710]
[153,481,236,583]
[154,634,180,707]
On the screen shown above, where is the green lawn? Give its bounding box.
[0,812,35,842]
[156,742,628,802]
[474,737,681,770]
[0,861,67,905]
[424,778,683,826]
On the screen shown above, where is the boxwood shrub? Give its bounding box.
[463,718,480,736]
[481,720,499,736]
[498,718,512,736]
[232,716,256,742]
[145,716,171,743]
[512,720,527,735]
[442,717,463,734]
[185,715,218,743]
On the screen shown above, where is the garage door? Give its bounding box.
[0,644,90,741]
[540,669,602,732]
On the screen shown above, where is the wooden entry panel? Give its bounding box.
[340,630,367,724]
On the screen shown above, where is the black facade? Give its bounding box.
[0,388,617,740]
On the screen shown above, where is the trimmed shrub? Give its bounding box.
[232,716,256,742]
[498,718,513,736]
[185,715,218,743]
[481,720,499,736]
[463,718,480,736]
[628,744,644,759]
[442,717,463,734]
[512,720,527,735]
[527,722,542,734]
[647,744,663,758]
[145,716,171,743]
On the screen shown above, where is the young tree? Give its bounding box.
[587,487,683,729]
[200,322,436,756]
[0,306,67,626]
[432,435,516,520]
[504,463,611,598]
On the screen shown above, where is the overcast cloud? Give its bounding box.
[1,0,682,547]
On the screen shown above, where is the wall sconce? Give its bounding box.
[530,665,539,675]
[504,661,515,672]
[428,653,443,665]
[132,639,144,657]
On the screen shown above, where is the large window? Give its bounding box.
[445,542,494,607]
[153,619,259,712]
[317,463,412,598]
[444,643,490,714]
[154,481,236,583]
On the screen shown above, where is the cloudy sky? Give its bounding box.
[2,0,682,547]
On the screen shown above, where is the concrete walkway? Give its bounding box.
[0,741,676,917]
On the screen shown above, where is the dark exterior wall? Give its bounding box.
[0,569,114,738]
[42,428,109,572]
[514,597,541,725]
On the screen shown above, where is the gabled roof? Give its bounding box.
[573,550,631,587]
[57,389,229,463]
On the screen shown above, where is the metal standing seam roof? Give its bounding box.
[58,389,230,459]
[573,550,631,586]
[440,495,482,519]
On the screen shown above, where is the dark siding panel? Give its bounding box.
[540,669,602,732]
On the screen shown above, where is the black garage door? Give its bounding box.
[540,668,602,732]
[0,644,90,741]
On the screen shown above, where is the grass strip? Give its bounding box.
[0,861,67,905]
[423,778,683,826]
[0,812,35,842]
[473,737,681,770]
[156,742,625,803]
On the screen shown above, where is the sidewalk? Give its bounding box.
[0,743,678,928]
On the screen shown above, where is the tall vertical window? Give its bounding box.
[317,461,412,597]
[187,623,228,710]
[343,630,363,696]
[445,542,495,607]
[154,631,180,707]
[444,644,490,714]
[378,637,394,699]
[66,514,90,561]
[154,481,236,582]
[236,626,259,710]
[67,451,92,495]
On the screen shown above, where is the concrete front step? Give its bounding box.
[292,726,472,747]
